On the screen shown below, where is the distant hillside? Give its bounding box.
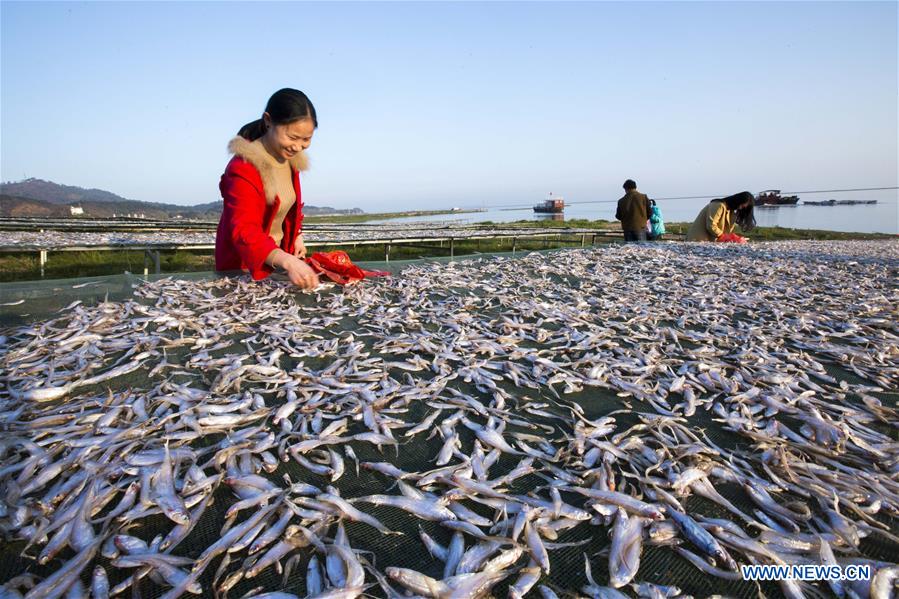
[0,194,68,218]
[305,205,364,216]
[0,178,363,219]
[0,178,131,205]
[0,191,219,220]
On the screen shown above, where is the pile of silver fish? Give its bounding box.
[1,239,897,599]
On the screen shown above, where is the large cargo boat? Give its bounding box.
[534,193,565,214]
[755,190,799,206]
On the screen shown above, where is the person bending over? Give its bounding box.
[686,191,756,242]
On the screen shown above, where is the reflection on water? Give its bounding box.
[534,213,565,222]
[753,200,898,234]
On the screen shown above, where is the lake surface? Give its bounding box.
[367,190,898,234]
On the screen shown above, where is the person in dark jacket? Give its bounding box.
[215,88,320,289]
[615,179,651,242]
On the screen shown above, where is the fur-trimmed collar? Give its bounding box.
[228,136,308,205]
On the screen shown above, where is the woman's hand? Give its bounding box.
[294,234,307,259]
[283,255,319,289]
[268,249,319,289]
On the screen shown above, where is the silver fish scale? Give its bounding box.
[0,239,897,599]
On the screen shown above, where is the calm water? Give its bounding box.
[368,190,898,234]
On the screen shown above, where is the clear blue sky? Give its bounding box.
[2,1,896,211]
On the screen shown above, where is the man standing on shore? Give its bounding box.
[615,179,651,242]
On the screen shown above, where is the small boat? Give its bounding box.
[804,199,878,206]
[534,193,565,214]
[755,190,799,206]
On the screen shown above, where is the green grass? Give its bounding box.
[0,236,602,282]
[0,250,215,282]
[314,236,599,261]
[663,222,894,241]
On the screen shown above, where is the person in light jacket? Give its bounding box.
[686,191,756,241]
[647,199,666,240]
[215,88,320,289]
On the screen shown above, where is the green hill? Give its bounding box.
[0,178,362,219]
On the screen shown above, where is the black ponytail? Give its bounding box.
[237,119,266,141]
[735,204,756,232]
[722,191,756,232]
[237,88,318,141]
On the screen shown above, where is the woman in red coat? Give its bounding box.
[215,88,320,289]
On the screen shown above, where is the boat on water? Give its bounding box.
[755,190,799,206]
[804,199,878,206]
[534,193,565,214]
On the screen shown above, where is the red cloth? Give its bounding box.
[215,156,304,280]
[716,232,747,243]
[305,251,390,285]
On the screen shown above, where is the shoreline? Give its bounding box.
[305,208,484,224]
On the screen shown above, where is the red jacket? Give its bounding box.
[215,137,306,279]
